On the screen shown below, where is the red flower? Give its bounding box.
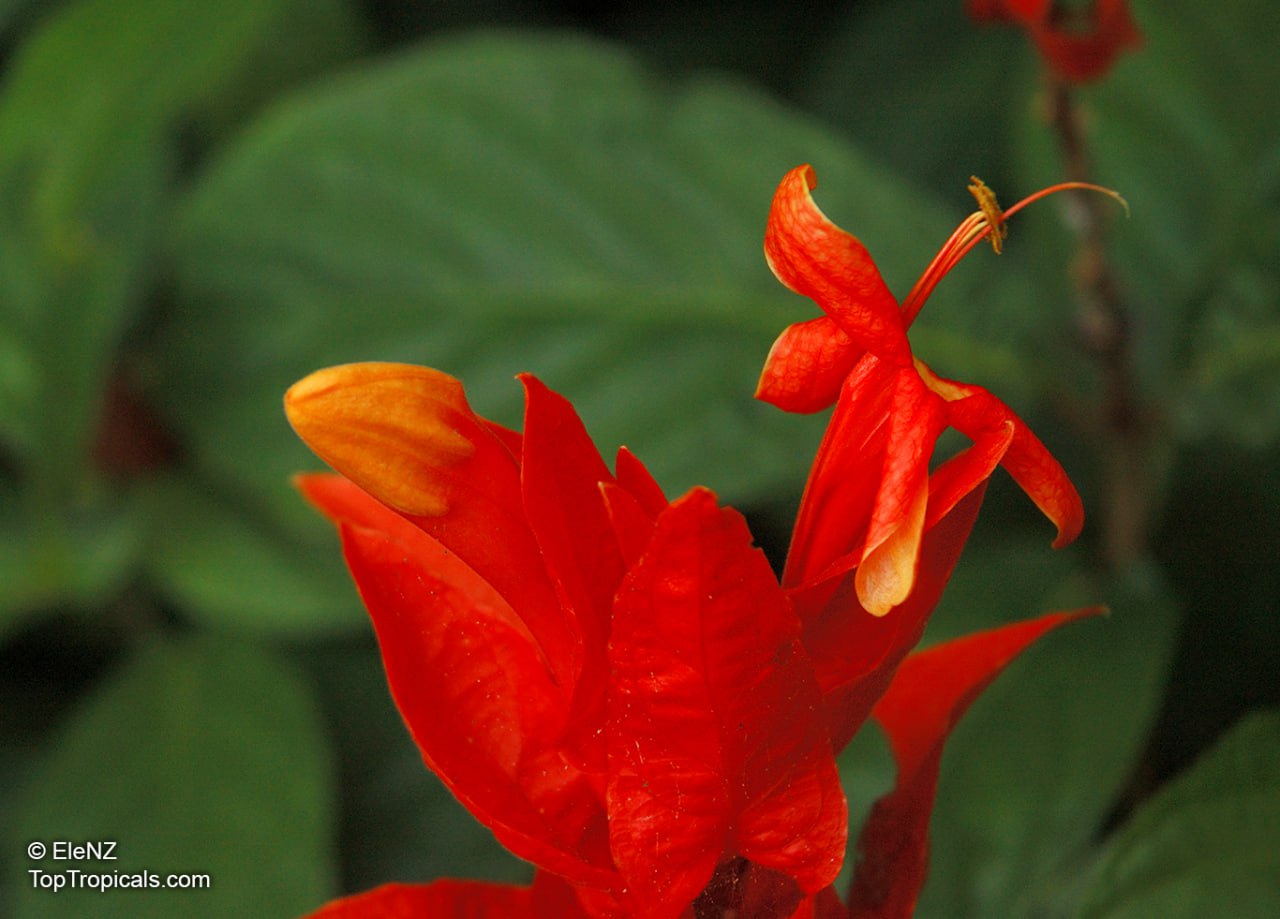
[758,165,1084,621]
[967,0,1141,82]
[285,167,1111,918]
[285,364,847,918]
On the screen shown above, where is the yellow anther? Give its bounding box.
[968,176,1008,254]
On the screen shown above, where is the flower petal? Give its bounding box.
[920,363,1084,548]
[304,879,534,918]
[968,0,1141,83]
[856,368,948,616]
[520,374,624,640]
[764,165,909,363]
[285,363,479,518]
[614,445,667,519]
[756,316,860,414]
[287,362,578,685]
[607,489,846,917]
[923,420,1014,532]
[806,486,988,753]
[847,608,1102,918]
[783,354,896,597]
[303,475,615,886]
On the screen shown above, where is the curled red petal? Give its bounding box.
[923,420,1014,532]
[764,165,910,363]
[607,489,846,917]
[920,365,1083,548]
[848,608,1103,918]
[304,880,534,918]
[756,316,861,414]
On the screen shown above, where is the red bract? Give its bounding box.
[285,364,847,918]
[967,0,1141,82]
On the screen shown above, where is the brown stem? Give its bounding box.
[1047,79,1148,568]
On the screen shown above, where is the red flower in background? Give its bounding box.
[968,0,1141,82]
[284,166,1111,918]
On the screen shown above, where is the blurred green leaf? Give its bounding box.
[1017,0,1280,446]
[138,475,360,635]
[0,0,362,487]
[158,29,1005,526]
[7,636,335,918]
[799,0,1033,199]
[0,495,145,639]
[1076,709,1280,919]
[915,545,1179,918]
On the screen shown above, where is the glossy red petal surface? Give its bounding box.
[855,369,947,616]
[783,354,895,595]
[764,166,909,363]
[334,511,615,886]
[614,446,667,520]
[806,486,987,753]
[607,489,845,918]
[847,609,1100,918]
[304,880,533,919]
[756,317,860,414]
[520,375,626,774]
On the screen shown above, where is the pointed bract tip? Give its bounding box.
[285,362,476,518]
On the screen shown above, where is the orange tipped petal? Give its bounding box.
[856,482,928,618]
[285,362,477,517]
[855,369,948,616]
[765,166,909,363]
[288,362,581,688]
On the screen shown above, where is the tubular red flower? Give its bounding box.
[759,165,1090,617]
